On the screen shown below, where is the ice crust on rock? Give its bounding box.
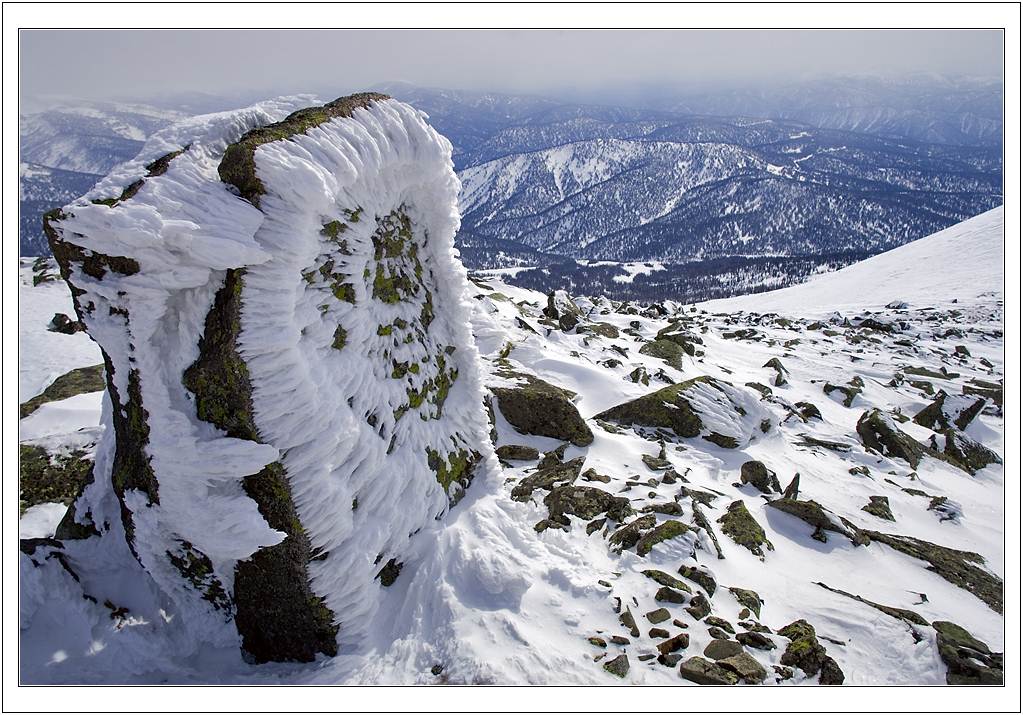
[37,94,497,659]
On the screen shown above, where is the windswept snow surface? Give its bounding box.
[702,206,1004,314]
[21,142,1004,684]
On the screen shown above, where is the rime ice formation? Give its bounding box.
[38,94,496,663]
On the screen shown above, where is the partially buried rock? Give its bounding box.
[679,656,739,685]
[594,376,765,449]
[728,587,762,618]
[543,484,633,524]
[603,653,630,678]
[767,498,860,544]
[703,638,743,660]
[491,375,593,446]
[913,390,986,431]
[635,520,690,556]
[717,500,773,557]
[933,620,1003,684]
[495,444,539,461]
[736,631,775,650]
[856,408,927,469]
[510,457,584,501]
[677,565,717,596]
[639,338,687,370]
[941,428,1002,475]
[777,620,828,678]
[861,495,895,521]
[685,593,711,620]
[718,652,767,684]
[739,460,781,494]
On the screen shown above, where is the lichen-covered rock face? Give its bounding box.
[594,376,768,448]
[491,375,593,446]
[41,94,496,662]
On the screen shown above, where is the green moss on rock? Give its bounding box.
[218,94,389,206]
[717,500,773,557]
[19,444,94,513]
[491,375,593,447]
[20,364,105,418]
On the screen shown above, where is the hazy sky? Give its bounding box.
[20,29,1003,106]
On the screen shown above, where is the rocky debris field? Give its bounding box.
[19,236,1005,684]
[468,267,1004,685]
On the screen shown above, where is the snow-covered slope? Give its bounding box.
[702,206,1004,314]
[20,133,1004,686]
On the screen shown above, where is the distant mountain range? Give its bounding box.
[19,77,1002,301]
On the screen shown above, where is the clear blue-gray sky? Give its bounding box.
[20,29,1003,105]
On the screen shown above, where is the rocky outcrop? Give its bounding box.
[491,375,593,446]
[39,94,495,662]
[594,376,767,448]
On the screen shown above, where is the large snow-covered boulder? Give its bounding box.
[39,94,495,662]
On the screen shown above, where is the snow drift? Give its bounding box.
[35,94,496,663]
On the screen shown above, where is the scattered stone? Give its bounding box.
[543,484,634,525]
[718,652,767,683]
[861,495,895,521]
[690,500,725,560]
[778,620,828,677]
[608,514,657,552]
[658,634,691,658]
[639,339,686,370]
[491,375,593,446]
[642,569,692,592]
[679,656,739,685]
[610,635,631,645]
[795,401,823,421]
[655,586,688,604]
[824,381,861,408]
[739,460,782,494]
[819,656,846,684]
[913,391,986,431]
[815,581,928,626]
[603,653,630,678]
[685,593,711,620]
[635,520,690,556]
[588,636,607,648]
[537,443,568,469]
[48,312,84,334]
[728,587,763,618]
[646,608,671,624]
[619,607,640,638]
[658,653,684,667]
[510,457,584,501]
[19,364,105,418]
[767,498,860,544]
[707,626,730,640]
[649,627,670,639]
[703,638,743,660]
[495,444,539,461]
[941,428,1002,474]
[705,616,735,634]
[736,631,776,650]
[677,565,717,596]
[763,357,788,386]
[861,531,1002,613]
[717,500,773,557]
[933,620,1003,684]
[782,473,800,500]
[581,468,611,483]
[857,409,929,469]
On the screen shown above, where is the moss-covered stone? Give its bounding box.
[941,428,1002,475]
[778,619,829,677]
[913,391,986,431]
[728,587,762,618]
[635,520,690,556]
[717,500,773,557]
[814,581,927,626]
[678,564,717,596]
[183,270,338,662]
[491,375,593,447]
[739,460,781,494]
[19,364,105,418]
[643,569,692,593]
[427,447,480,503]
[166,540,232,614]
[679,656,739,685]
[218,93,390,206]
[19,444,94,513]
[860,531,1002,613]
[543,484,633,525]
[933,620,1003,684]
[594,376,722,438]
[861,495,895,521]
[639,339,686,370]
[856,408,927,468]
[766,498,859,543]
